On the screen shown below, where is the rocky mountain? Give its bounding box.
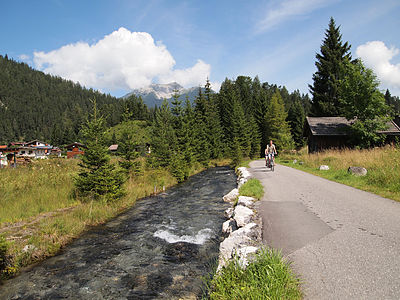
[122,82,206,107]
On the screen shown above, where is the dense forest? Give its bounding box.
[0,55,149,145]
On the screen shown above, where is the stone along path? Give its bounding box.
[249,160,400,299]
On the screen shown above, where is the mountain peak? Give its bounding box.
[122,82,209,107]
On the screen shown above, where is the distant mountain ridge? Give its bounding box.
[122,82,208,107]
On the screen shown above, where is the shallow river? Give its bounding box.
[0,167,235,299]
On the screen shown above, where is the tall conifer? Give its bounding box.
[310,17,352,116]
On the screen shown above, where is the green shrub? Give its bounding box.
[205,248,301,299]
[239,179,264,200]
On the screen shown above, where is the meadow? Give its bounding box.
[278,146,400,201]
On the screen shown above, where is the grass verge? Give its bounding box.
[239,179,264,200]
[204,248,301,300]
[0,158,230,279]
[278,146,400,202]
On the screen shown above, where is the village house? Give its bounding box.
[65,142,86,159]
[305,117,400,153]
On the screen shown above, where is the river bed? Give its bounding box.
[0,167,236,299]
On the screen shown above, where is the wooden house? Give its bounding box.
[305,117,400,153]
[65,142,86,159]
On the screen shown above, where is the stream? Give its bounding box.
[0,167,236,300]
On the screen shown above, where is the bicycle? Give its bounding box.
[266,153,275,172]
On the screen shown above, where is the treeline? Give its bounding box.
[0,55,152,145]
[145,79,310,181]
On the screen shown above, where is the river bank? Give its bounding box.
[0,158,230,279]
[0,166,236,299]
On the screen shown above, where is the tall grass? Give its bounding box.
[239,179,264,200]
[204,248,301,300]
[279,146,400,201]
[0,159,79,224]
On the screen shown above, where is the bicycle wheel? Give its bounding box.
[271,160,274,171]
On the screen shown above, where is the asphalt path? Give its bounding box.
[249,160,400,299]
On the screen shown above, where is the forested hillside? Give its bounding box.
[0,55,146,145]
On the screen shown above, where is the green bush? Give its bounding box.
[239,179,264,200]
[205,248,301,299]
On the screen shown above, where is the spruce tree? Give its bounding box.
[194,89,211,165]
[287,100,306,149]
[310,17,352,116]
[204,79,224,159]
[265,91,294,150]
[150,99,176,167]
[75,101,126,202]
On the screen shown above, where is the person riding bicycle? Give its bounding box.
[265,140,277,166]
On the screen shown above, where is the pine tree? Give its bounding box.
[75,100,126,203]
[181,98,197,167]
[310,17,352,116]
[265,91,294,150]
[204,79,224,159]
[150,99,176,167]
[287,100,305,149]
[194,88,211,165]
[118,130,142,175]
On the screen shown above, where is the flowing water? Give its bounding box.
[0,167,236,300]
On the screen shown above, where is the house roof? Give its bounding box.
[306,117,400,136]
[26,140,48,145]
[306,117,351,136]
[108,144,118,151]
[65,142,87,149]
[378,120,400,135]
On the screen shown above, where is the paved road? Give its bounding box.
[249,160,400,299]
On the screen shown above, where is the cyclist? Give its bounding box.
[265,140,277,167]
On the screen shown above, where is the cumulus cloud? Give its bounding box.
[33,27,211,91]
[158,59,210,87]
[256,0,337,33]
[356,41,400,91]
[19,54,30,61]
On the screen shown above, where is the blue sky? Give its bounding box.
[2,0,400,97]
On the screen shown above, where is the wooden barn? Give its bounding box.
[305,117,400,153]
[305,117,351,153]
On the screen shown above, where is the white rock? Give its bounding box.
[22,244,36,253]
[223,188,239,202]
[237,246,259,268]
[348,166,367,176]
[237,196,256,208]
[234,205,254,227]
[237,178,247,188]
[218,223,260,269]
[319,165,330,170]
[231,222,260,241]
[237,167,251,180]
[222,219,238,235]
[224,207,234,219]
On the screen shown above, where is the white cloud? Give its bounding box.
[19,54,30,61]
[158,59,210,87]
[33,27,211,91]
[356,41,400,93]
[256,0,337,33]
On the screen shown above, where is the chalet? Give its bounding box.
[65,142,86,159]
[305,117,400,153]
